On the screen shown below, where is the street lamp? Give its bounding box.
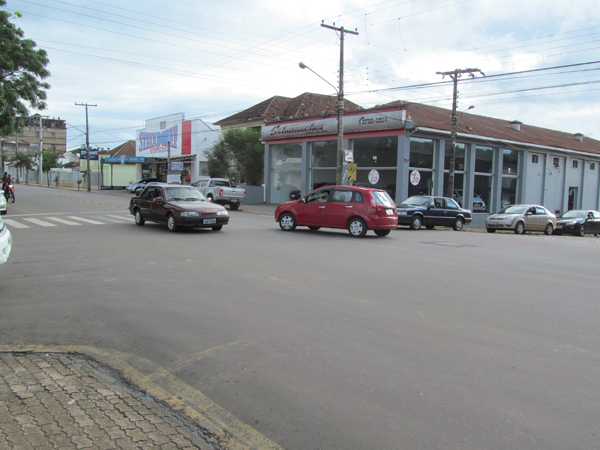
[299,61,345,185]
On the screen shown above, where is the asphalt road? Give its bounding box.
[2,184,599,450]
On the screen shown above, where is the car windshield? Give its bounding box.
[372,191,395,207]
[165,187,207,201]
[497,205,527,214]
[400,196,430,207]
[560,210,587,218]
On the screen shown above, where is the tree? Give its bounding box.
[42,151,60,186]
[204,128,264,185]
[14,150,33,183]
[0,0,50,136]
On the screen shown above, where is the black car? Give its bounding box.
[129,183,230,232]
[397,195,472,231]
[554,210,600,237]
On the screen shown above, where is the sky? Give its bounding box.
[5,0,600,151]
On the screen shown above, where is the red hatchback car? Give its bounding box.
[275,185,398,237]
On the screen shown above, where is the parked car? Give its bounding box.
[0,194,6,215]
[275,185,398,237]
[397,195,472,231]
[454,189,486,212]
[485,204,556,235]
[192,178,245,210]
[129,183,229,232]
[0,217,12,265]
[127,178,158,194]
[554,210,600,237]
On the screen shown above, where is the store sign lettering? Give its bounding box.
[269,123,328,137]
[139,125,178,151]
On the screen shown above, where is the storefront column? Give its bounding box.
[492,148,503,213]
[519,150,528,204]
[464,143,475,211]
[433,139,445,196]
[264,144,272,203]
[396,135,411,203]
[301,141,310,196]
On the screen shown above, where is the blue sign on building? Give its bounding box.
[79,148,99,160]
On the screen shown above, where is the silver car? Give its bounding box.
[486,204,557,235]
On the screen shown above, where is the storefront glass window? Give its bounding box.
[501,177,518,209]
[356,169,397,199]
[310,168,336,190]
[410,138,434,169]
[474,175,492,213]
[407,169,434,197]
[354,136,398,168]
[444,142,466,171]
[502,149,519,175]
[475,146,494,173]
[311,141,336,168]
[443,173,464,203]
[271,143,302,204]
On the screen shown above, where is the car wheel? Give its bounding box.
[544,223,554,235]
[348,217,367,237]
[410,215,422,230]
[425,225,435,230]
[230,202,240,211]
[578,225,585,237]
[486,228,496,233]
[212,225,223,231]
[514,221,525,234]
[134,209,145,226]
[279,212,296,231]
[374,229,391,237]
[453,218,464,231]
[167,214,178,232]
[308,226,321,231]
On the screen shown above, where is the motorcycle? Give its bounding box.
[2,183,15,203]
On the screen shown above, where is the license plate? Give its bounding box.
[203,218,217,224]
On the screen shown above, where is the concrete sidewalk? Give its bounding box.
[0,351,217,450]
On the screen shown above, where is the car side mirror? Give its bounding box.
[300,198,306,203]
[526,211,533,215]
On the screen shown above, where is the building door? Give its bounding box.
[568,187,578,211]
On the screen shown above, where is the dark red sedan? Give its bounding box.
[275,185,398,237]
[129,183,229,232]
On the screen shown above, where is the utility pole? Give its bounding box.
[436,68,484,199]
[75,102,97,191]
[321,22,358,185]
[167,141,171,183]
[37,114,49,185]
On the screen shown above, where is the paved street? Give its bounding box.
[1,184,599,450]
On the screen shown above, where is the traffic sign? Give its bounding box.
[347,163,357,181]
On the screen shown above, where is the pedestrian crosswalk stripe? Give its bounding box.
[67,216,104,224]
[46,217,82,225]
[2,219,30,229]
[107,215,132,222]
[23,218,57,227]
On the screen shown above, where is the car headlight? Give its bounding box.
[398,211,407,215]
[217,210,229,216]
[563,221,577,226]
[180,211,200,217]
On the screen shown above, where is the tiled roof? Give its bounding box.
[377,100,600,155]
[109,140,136,157]
[215,93,362,125]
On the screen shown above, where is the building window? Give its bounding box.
[51,132,56,138]
[160,121,166,129]
[354,136,398,168]
[311,140,336,168]
[35,131,40,138]
[553,157,560,167]
[591,163,596,170]
[532,154,539,163]
[475,146,494,173]
[572,160,578,168]
[410,138,434,169]
[444,142,465,171]
[502,149,520,175]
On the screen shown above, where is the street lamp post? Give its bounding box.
[299,62,346,185]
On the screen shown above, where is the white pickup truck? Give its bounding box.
[192,178,246,210]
